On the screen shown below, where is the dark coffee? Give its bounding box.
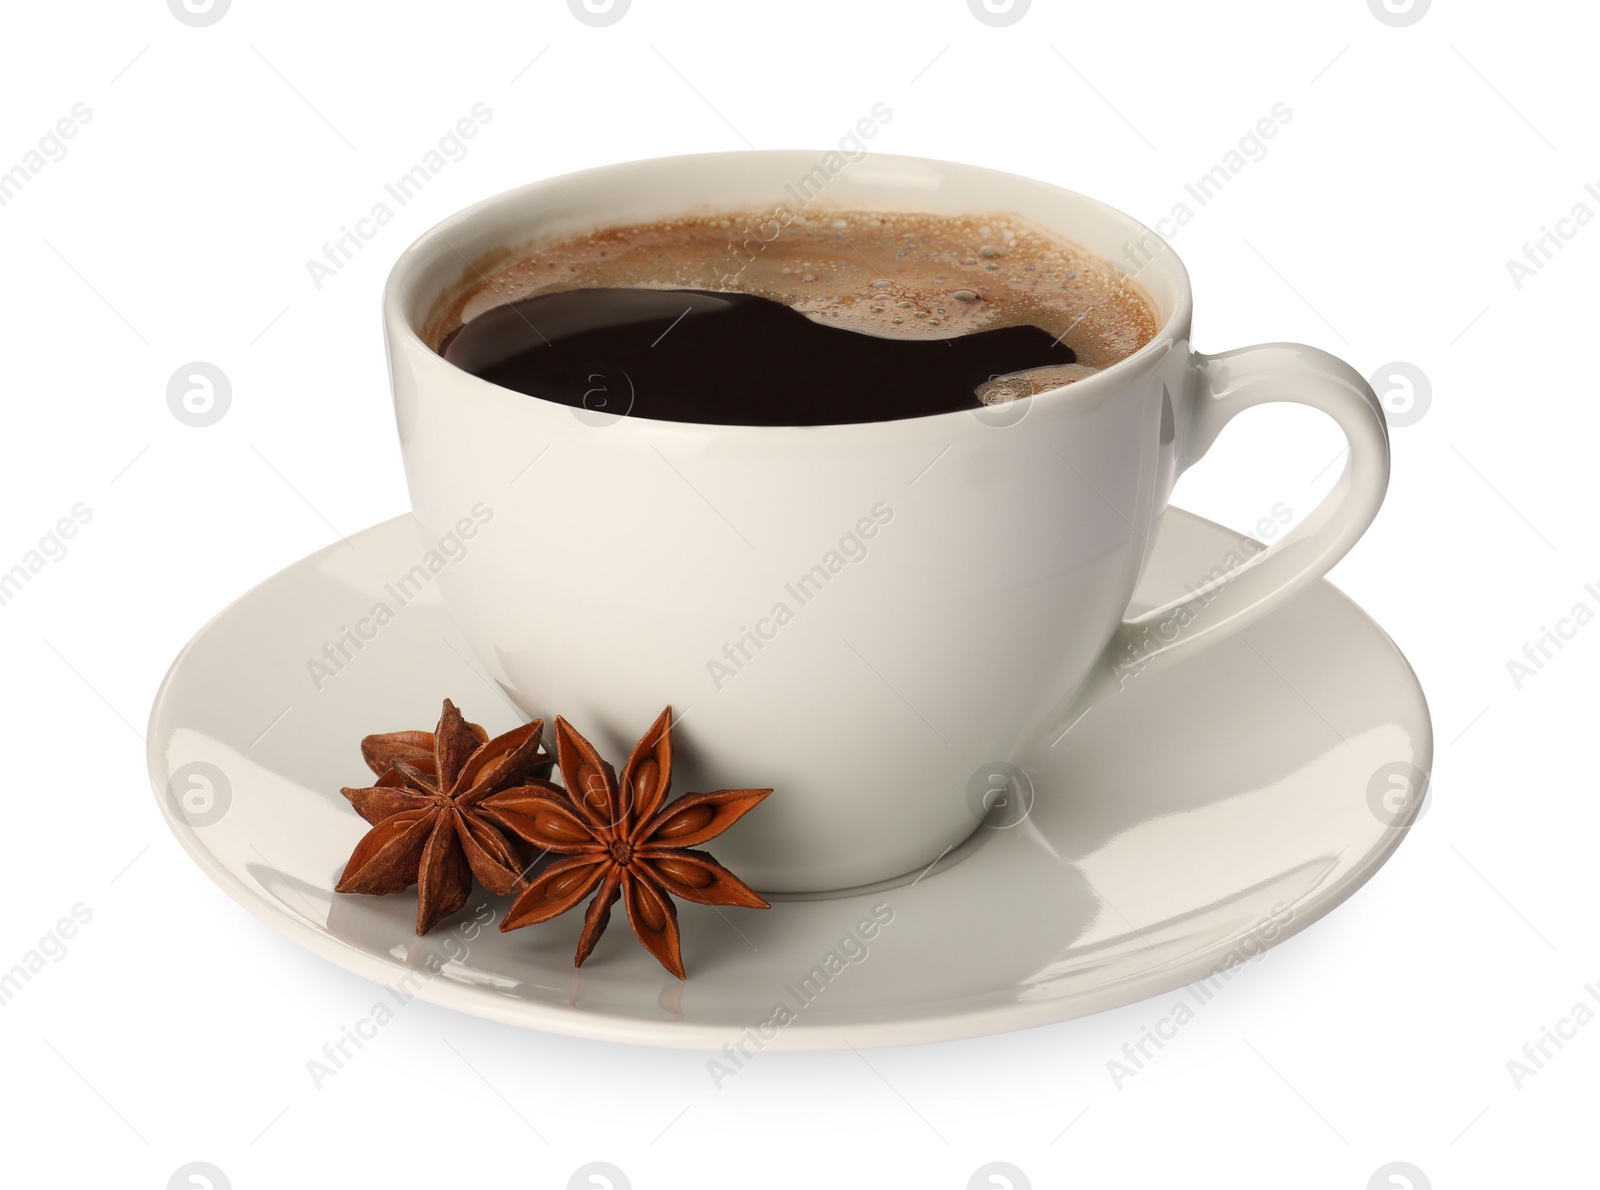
[442,287,1085,425]
[429,208,1158,425]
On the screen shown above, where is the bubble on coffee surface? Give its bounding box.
[430,209,1158,376]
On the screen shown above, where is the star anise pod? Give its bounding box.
[335,699,554,934]
[498,707,771,978]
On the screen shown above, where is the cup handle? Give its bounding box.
[1108,343,1390,673]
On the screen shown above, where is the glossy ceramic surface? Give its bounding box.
[148,508,1430,1050]
[384,151,1391,891]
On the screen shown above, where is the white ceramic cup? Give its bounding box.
[383,151,1389,894]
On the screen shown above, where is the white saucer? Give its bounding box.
[147,508,1431,1050]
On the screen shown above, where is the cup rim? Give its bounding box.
[382,150,1194,431]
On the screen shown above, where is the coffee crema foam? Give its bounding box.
[427,210,1159,383]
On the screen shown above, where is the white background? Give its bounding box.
[1,0,1593,1186]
